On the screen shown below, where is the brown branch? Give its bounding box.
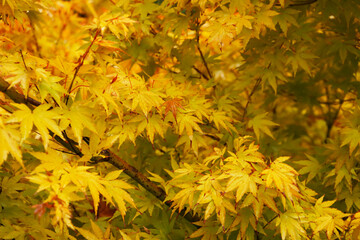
[65,28,101,105]
[241,78,262,121]
[274,0,317,7]
[20,50,28,71]
[0,77,41,107]
[196,45,212,79]
[103,150,201,222]
[0,78,81,153]
[289,0,317,6]
[0,77,201,223]
[193,66,209,80]
[325,98,344,141]
[263,214,279,229]
[195,19,212,80]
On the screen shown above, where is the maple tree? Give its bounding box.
[0,0,360,239]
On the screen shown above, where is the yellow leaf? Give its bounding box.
[63,104,98,146]
[90,220,104,239]
[248,112,278,140]
[314,215,332,234]
[177,113,203,137]
[210,111,236,132]
[50,56,77,76]
[119,230,133,240]
[277,212,306,240]
[204,201,215,220]
[104,170,123,181]
[219,205,226,226]
[0,119,22,166]
[130,89,164,116]
[341,128,360,154]
[189,227,206,238]
[252,199,263,220]
[137,114,165,143]
[76,227,98,240]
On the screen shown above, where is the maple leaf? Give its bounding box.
[8,104,64,149]
[136,114,166,143]
[277,211,306,240]
[0,118,22,166]
[255,9,278,30]
[49,56,77,76]
[130,88,164,116]
[248,112,279,140]
[177,113,203,138]
[272,8,299,36]
[62,104,98,146]
[210,110,236,132]
[297,154,322,182]
[235,15,253,34]
[110,121,138,148]
[340,185,360,211]
[32,202,54,218]
[262,157,301,200]
[163,98,184,122]
[286,47,318,75]
[341,127,360,154]
[38,75,66,106]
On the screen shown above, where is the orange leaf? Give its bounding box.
[163,98,184,121]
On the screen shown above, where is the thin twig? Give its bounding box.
[28,18,42,57]
[263,214,279,229]
[289,0,317,6]
[193,66,209,80]
[20,50,28,71]
[62,130,83,157]
[241,78,262,121]
[195,19,212,79]
[65,28,101,105]
[52,148,77,155]
[0,76,41,107]
[196,45,212,79]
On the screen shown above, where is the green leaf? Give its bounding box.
[76,227,98,240]
[248,112,278,140]
[341,128,360,154]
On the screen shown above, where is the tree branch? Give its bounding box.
[0,77,41,107]
[241,78,261,121]
[196,45,212,79]
[0,77,201,223]
[325,98,344,141]
[289,0,317,6]
[195,19,212,80]
[193,66,209,80]
[103,150,201,222]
